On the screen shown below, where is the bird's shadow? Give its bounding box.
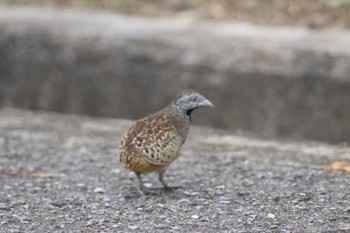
[123,186,188,200]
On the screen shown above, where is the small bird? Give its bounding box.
[119,90,213,192]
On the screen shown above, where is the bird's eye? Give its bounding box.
[191,96,197,101]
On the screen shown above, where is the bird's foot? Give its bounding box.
[163,185,182,192]
[159,173,182,192]
[139,185,159,195]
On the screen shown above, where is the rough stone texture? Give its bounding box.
[1,7,350,143]
[0,108,350,232]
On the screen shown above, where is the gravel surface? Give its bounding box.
[0,109,349,232]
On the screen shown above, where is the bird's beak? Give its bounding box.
[201,99,214,108]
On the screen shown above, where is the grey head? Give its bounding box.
[171,90,214,119]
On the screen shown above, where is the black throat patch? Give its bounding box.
[186,109,194,122]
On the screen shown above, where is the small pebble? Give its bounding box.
[215,185,226,189]
[177,198,190,203]
[267,213,275,219]
[219,200,230,204]
[128,225,139,230]
[112,169,121,174]
[155,203,164,208]
[94,187,106,194]
[0,203,11,211]
[191,215,199,219]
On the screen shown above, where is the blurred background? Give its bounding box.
[0,0,350,143]
[2,0,350,28]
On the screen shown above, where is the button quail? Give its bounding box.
[119,90,213,192]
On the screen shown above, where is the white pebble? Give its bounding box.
[128,225,139,230]
[177,198,190,203]
[94,187,106,194]
[219,200,231,204]
[267,213,275,219]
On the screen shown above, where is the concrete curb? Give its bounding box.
[0,7,350,142]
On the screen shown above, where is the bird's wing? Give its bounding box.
[130,112,183,166]
[140,129,182,166]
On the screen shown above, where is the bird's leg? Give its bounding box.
[135,172,147,192]
[135,172,159,194]
[158,171,173,191]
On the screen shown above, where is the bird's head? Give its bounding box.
[171,90,214,118]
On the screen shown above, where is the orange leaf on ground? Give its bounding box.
[323,161,350,173]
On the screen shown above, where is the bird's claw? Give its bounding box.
[163,185,182,192]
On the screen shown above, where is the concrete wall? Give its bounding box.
[1,7,350,143]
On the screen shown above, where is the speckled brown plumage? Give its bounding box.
[119,90,213,192]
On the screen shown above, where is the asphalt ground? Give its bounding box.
[0,109,349,232]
